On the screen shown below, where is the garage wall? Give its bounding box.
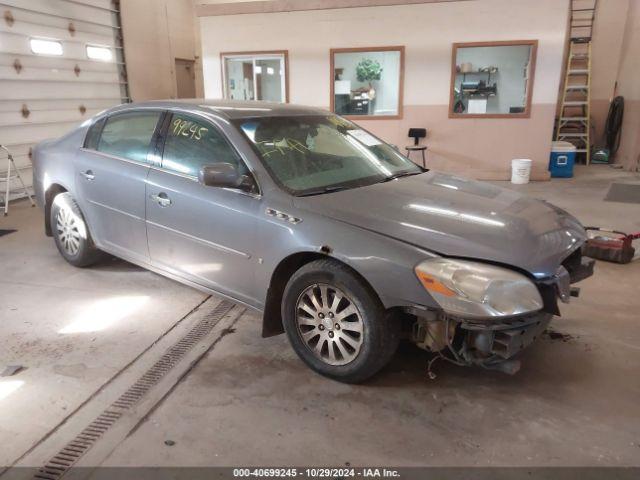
[614,0,640,171]
[589,0,629,142]
[0,0,128,197]
[120,0,204,102]
[198,0,569,180]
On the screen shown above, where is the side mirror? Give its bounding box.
[198,163,251,190]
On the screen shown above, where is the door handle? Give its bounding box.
[150,192,172,207]
[81,170,95,181]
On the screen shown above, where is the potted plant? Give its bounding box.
[356,58,382,113]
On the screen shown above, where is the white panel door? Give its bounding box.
[0,0,129,199]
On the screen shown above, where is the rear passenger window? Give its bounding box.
[97,111,161,163]
[161,113,246,177]
[84,117,105,149]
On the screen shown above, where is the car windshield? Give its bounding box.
[233,115,423,195]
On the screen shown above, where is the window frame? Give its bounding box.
[83,109,165,166]
[448,39,538,119]
[329,46,405,120]
[220,50,290,103]
[155,109,261,195]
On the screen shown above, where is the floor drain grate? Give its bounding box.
[33,300,234,480]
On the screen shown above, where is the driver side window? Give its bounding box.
[161,113,246,177]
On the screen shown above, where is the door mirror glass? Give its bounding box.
[199,163,253,191]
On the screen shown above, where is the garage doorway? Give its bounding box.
[175,58,196,99]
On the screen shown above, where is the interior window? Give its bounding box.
[161,113,246,177]
[97,111,161,163]
[450,41,537,117]
[331,47,404,118]
[222,52,287,103]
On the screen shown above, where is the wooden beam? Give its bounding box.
[195,0,473,17]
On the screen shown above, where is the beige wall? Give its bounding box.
[615,0,640,171]
[120,0,204,102]
[589,0,629,141]
[199,0,568,180]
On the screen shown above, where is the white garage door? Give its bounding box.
[0,0,129,198]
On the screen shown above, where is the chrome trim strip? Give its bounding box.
[145,220,250,258]
[79,148,149,168]
[88,199,144,221]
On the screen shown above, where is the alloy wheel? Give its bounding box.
[295,283,364,366]
[56,206,81,256]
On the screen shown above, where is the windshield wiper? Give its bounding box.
[380,171,423,183]
[296,185,352,197]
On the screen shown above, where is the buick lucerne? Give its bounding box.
[32,100,595,382]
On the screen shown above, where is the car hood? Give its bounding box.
[294,172,586,278]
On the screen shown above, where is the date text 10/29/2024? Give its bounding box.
[233,468,401,478]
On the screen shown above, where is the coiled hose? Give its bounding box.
[605,96,624,156]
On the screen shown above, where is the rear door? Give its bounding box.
[145,111,261,305]
[75,109,162,263]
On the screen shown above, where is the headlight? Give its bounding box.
[414,258,543,318]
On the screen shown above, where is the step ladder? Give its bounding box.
[556,0,597,164]
[1,144,35,216]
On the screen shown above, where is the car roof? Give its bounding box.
[105,99,329,120]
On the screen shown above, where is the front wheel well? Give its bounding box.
[44,184,68,236]
[261,252,383,337]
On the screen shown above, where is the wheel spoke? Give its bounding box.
[329,291,342,312]
[341,321,363,333]
[334,305,357,322]
[306,290,322,312]
[319,285,329,309]
[334,337,350,359]
[313,337,326,356]
[339,332,360,349]
[302,328,320,343]
[327,341,337,362]
[297,316,317,327]
[299,302,316,317]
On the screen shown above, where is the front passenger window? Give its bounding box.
[97,111,161,163]
[161,113,247,177]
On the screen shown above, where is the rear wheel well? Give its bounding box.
[261,252,383,338]
[44,184,67,236]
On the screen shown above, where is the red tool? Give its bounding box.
[583,227,640,264]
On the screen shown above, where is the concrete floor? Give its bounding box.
[1,165,639,469]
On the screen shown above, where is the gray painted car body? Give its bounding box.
[32,100,587,317]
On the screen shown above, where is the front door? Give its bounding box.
[75,110,163,263]
[145,111,261,305]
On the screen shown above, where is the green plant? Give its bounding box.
[356,58,382,84]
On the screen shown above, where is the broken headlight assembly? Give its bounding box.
[414,258,543,318]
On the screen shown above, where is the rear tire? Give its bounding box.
[50,192,104,267]
[282,258,400,383]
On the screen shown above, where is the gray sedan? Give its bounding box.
[32,100,594,383]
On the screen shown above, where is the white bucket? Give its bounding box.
[511,159,532,184]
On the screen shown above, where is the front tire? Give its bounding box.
[282,259,400,383]
[51,193,104,267]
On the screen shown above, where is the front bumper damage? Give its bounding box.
[409,249,595,375]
